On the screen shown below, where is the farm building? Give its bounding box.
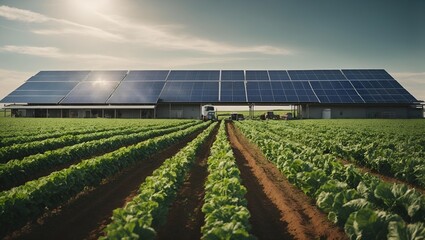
[1,69,423,119]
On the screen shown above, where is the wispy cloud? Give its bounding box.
[0,44,251,69]
[0,5,123,41]
[95,13,290,55]
[0,5,290,55]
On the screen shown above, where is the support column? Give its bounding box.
[46,109,49,118]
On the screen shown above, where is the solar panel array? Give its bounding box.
[0,69,418,104]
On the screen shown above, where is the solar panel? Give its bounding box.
[342,69,393,80]
[28,71,90,82]
[107,82,165,104]
[84,71,127,82]
[221,82,246,102]
[246,71,269,81]
[0,96,65,104]
[61,81,120,104]
[124,70,169,81]
[167,71,219,81]
[246,81,319,103]
[16,82,78,91]
[310,81,364,103]
[159,81,219,102]
[221,70,245,81]
[288,70,346,80]
[268,70,290,80]
[350,79,416,103]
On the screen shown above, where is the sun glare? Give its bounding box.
[70,0,112,12]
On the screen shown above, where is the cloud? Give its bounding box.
[0,5,49,22]
[393,72,425,101]
[0,5,290,55]
[95,13,291,55]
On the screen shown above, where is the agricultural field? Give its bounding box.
[0,118,424,239]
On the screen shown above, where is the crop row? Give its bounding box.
[0,121,187,163]
[102,122,217,239]
[0,124,137,148]
[264,120,425,188]
[0,121,210,237]
[0,121,200,191]
[236,121,425,239]
[201,121,253,239]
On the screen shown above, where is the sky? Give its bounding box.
[0,0,424,106]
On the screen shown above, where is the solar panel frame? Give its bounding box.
[124,70,169,81]
[221,70,245,81]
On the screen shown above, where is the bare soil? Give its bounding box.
[156,124,219,240]
[6,129,204,240]
[227,122,348,240]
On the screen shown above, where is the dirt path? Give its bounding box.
[227,122,347,240]
[8,129,204,240]
[156,124,218,240]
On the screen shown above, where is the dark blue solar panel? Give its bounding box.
[350,79,416,103]
[247,81,318,103]
[246,71,269,81]
[0,96,64,104]
[107,82,165,104]
[310,81,364,103]
[268,71,290,80]
[342,69,393,80]
[124,70,169,81]
[61,81,120,104]
[28,71,89,82]
[221,82,246,102]
[16,82,78,91]
[167,71,219,81]
[9,90,70,96]
[221,70,244,81]
[85,71,127,81]
[288,70,346,81]
[159,81,219,102]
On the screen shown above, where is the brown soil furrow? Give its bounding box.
[8,129,204,240]
[156,123,218,240]
[227,122,347,240]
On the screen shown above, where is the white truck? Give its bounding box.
[201,105,216,121]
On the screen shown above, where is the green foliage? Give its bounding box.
[201,121,254,240]
[101,122,216,239]
[235,120,425,239]
[0,121,209,237]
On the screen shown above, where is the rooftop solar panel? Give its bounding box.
[107,81,165,104]
[124,70,169,81]
[246,71,269,81]
[159,81,219,102]
[29,71,90,82]
[268,70,290,80]
[167,70,219,81]
[84,71,127,82]
[221,70,245,81]
[342,69,393,80]
[61,81,120,104]
[220,81,246,102]
[16,82,78,91]
[288,70,346,81]
[310,81,364,103]
[0,95,65,104]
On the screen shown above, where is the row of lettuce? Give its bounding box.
[0,120,209,237]
[235,121,425,239]
[0,120,195,163]
[0,118,187,140]
[271,120,425,188]
[102,121,254,239]
[0,121,198,191]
